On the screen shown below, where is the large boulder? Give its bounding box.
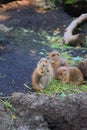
[0,92,87,130]
[11,92,87,130]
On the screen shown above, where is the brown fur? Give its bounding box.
[48,50,69,77]
[56,66,84,85]
[32,58,54,91]
[77,59,87,80]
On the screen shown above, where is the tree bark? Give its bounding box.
[63,13,87,46]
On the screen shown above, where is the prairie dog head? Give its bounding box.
[48,50,61,63]
[37,58,50,74]
[56,66,69,81]
[37,58,49,68]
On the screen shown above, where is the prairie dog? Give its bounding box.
[77,59,87,80]
[48,50,69,76]
[32,58,54,91]
[56,66,84,85]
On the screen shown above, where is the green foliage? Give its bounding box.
[0,98,14,111]
[64,0,75,4]
[59,51,83,66]
[40,30,63,48]
[51,0,75,5]
[51,0,61,5]
[0,98,15,130]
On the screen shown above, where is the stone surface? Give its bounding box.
[0,92,87,130]
[11,92,87,130]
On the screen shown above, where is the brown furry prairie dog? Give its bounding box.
[32,58,54,91]
[56,66,84,85]
[48,50,69,77]
[77,59,87,80]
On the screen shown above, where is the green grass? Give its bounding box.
[39,79,87,96]
[0,98,16,130]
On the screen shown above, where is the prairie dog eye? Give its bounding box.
[59,72,62,75]
[52,54,55,57]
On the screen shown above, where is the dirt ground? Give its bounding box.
[0,1,87,97]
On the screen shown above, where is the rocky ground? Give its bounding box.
[0,92,87,130]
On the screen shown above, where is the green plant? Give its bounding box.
[51,0,75,5]
[0,98,16,130]
[64,0,75,4]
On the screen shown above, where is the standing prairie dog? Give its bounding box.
[48,50,69,77]
[56,66,84,85]
[32,58,54,91]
